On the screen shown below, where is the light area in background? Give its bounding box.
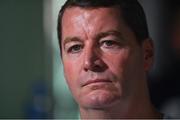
[43,0,78,119]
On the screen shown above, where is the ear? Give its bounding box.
[142,38,154,71]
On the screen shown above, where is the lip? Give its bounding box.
[82,79,112,87]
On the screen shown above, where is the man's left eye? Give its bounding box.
[101,40,119,48]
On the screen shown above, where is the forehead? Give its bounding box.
[63,6,122,17]
[61,6,128,37]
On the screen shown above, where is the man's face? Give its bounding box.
[61,7,152,109]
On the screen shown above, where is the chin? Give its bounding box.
[79,89,120,109]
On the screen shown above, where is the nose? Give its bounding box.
[83,46,107,72]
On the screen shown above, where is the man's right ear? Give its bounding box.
[142,38,154,72]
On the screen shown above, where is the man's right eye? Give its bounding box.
[67,44,83,53]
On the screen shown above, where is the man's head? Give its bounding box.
[58,0,149,50]
[58,0,154,116]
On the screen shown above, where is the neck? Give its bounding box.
[80,97,162,119]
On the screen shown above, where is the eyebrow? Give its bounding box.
[95,30,125,41]
[63,36,82,47]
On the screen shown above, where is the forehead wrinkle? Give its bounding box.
[62,7,98,47]
[68,9,91,41]
[79,10,93,41]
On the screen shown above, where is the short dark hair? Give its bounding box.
[57,0,149,50]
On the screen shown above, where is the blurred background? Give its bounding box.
[0,0,179,119]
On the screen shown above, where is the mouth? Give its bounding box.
[83,79,112,87]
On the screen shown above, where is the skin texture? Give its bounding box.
[61,6,160,118]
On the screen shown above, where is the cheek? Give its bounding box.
[63,60,79,88]
[63,59,83,102]
[106,50,130,75]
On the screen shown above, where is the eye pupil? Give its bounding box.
[70,45,82,53]
[73,45,81,50]
[105,41,113,46]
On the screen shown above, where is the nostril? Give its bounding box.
[93,64,105,72]
[83,59,107,72]
[84,65,89,72]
